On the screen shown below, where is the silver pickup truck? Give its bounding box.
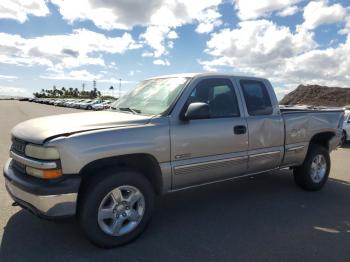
[4,73,344,248]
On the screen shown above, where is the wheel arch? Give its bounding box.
[309,131,335,150]
[78,153,163,196]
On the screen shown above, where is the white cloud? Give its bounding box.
[69,70,101,81]
[339,16,350,35]
[0,29,140,70]
[276,5,299,17]
[167,30,178,39]
[140,26,172,58]
[0,85,29,96]
[0,0,49,23]
[153,59,170,66]
[195,8,222,34]
[51,0,160,30]
[141,52,154,57]
[233,0,302,20]
[51,0,223,59]
[0,0,222,65]
[41,69,137,85]
[128,70,141,77]
[0,74,18,80]
[202,20,316,69]
[108,61,118,70]
[196,21,221,34]
[200,19,350,94]
[139,26,179,58]
[51,0,222,30]
[41,69,102,81]
[301,0,347,30]
[283,39,350,86]
[144,1,222,55]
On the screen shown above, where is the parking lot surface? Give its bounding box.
[0,100,350,262]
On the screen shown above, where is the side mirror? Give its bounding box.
[182,102,210,121]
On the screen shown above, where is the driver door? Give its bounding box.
[170,77,249,189]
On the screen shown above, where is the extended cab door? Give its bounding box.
[235,78,284,173]
[170,77,249,189]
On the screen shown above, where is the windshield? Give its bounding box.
[111,77,189,115]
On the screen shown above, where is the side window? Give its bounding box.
[188,78,240,118]
[240,80,273,116]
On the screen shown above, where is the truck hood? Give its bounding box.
[12,111,153,144]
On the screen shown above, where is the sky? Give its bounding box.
[0,0,349,99]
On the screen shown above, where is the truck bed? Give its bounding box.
[280,106,343,167]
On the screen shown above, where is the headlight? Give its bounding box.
[25,144,60,160]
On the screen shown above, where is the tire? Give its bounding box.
[87,105,92,110]
[293,144,330,191]
[78,168,155,248]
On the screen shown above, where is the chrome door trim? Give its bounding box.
[174,155,247,172]
[286,145,305,152]
[172,154,248,189]
[249,150,281,158]
[170,167,278,192]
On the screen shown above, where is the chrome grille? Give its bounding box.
[11,137,26,155]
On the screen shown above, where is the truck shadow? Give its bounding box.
[2,170,350,262]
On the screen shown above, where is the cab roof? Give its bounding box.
[147,72,267,82]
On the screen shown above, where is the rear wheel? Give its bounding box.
[293,144,330,191]
[78,169,155,248]
[87,105,92,110]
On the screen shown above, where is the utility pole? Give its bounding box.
[93,79,96,90]
[82,82,85,92]
[119,78,122,98]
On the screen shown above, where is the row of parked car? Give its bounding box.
[27,98,114,110]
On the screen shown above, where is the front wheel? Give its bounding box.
[78,169,155,248]
[293,144,330,191]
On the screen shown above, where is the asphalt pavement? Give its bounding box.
[0,100,350,262]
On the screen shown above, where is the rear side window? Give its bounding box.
[240,80,273,116]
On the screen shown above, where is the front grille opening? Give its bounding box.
[11,137,26,155]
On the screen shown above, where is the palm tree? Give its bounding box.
[52,85,58,97]
[73,88,79,97]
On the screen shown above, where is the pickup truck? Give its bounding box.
[4,73,344,248]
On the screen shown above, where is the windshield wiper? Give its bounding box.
[118,107,141,114]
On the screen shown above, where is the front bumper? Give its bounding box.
[4,159,80,218]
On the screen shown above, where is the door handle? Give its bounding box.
[234,125,247,135]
